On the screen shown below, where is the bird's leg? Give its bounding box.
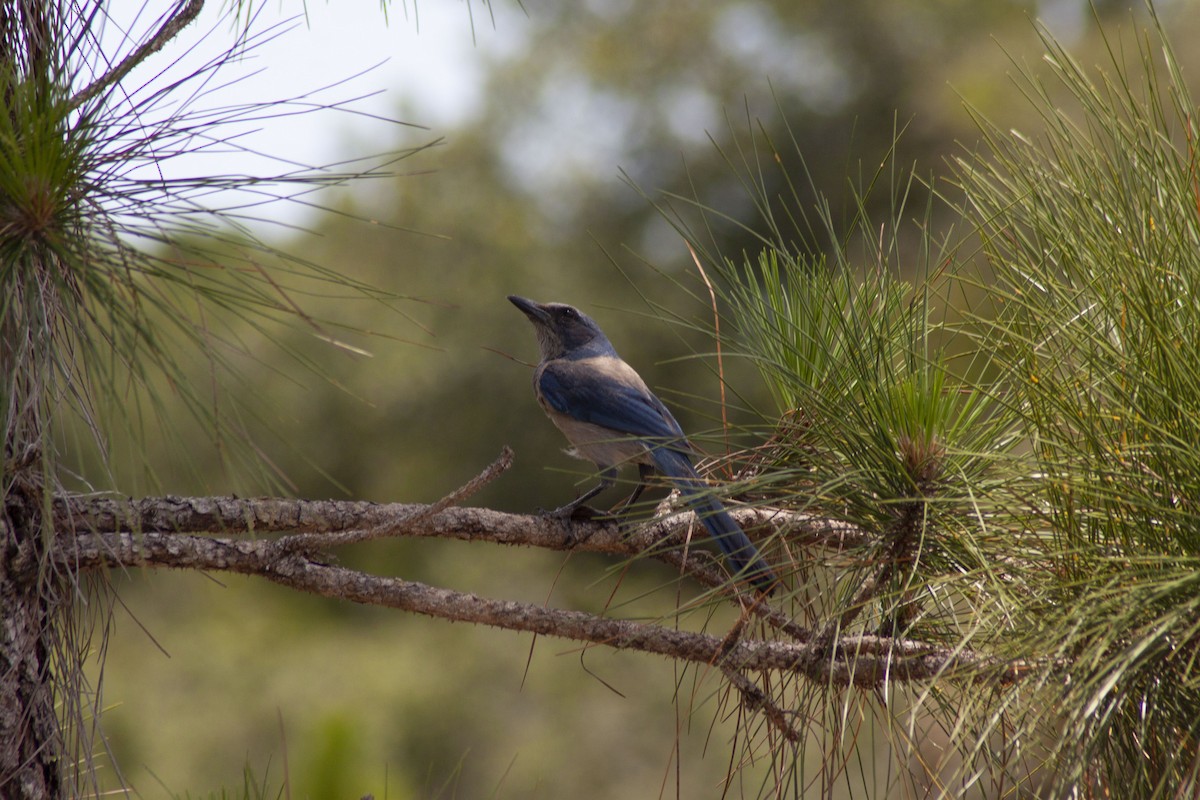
[612,463,655,517]
[546,467,616,520]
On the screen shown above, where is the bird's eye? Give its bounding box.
[562,308,576,318]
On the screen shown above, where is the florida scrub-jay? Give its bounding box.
[508,295,777,595]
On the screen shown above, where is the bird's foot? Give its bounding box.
[537,503,606,548]
[540,503,605,521]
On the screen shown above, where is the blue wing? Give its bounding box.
[538,356,778,593]
[538,356,686,443]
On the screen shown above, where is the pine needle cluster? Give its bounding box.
[647,6,1200,797]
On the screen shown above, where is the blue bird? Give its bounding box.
[508,295,778,595]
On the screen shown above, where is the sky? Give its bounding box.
[90,0,1102,235]
[98,0,525,228]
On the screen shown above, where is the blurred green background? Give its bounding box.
[83,1,1198,796]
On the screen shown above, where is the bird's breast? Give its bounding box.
[569,355,651,391]
[543,410,652,470]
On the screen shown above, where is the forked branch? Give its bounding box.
[57,526,1007,688]
[45,488,1024,690]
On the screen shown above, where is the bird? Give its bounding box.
[508,295,778,595]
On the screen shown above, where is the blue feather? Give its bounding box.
[511,295,778,594]
[538,358,683,440]
[650,448,777,592]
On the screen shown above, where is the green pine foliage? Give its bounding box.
[1,4,432,498]
[955,9,1200,795]
[8,0,1200,796]
[651,6,1200,797]
[1,5,430,796]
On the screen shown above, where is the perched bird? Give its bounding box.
[508,295,777,595]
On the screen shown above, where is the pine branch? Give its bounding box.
[50,492,865,551]
[48,493,1024,690]
[49,490,863,635]
[69,0,205,111]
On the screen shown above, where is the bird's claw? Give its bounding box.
[540,503,604,521]
[535,504,605,548]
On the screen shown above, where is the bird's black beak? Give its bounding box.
[508,295,550,325]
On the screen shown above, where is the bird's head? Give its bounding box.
[508,295,610,360]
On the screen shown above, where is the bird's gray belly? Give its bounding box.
[547,413,651,470]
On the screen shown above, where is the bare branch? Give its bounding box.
[50,492,867,550]
[47,489,1043,694]
[419,445,515,517]
[55,527,1012,688]
[720,665,801,742]
[47,489,870,638]
[69,0,205,111]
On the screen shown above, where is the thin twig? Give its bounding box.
[814,500,926,645]
[413,445,514,521]
[687,242,732,461]
[815,562,888,647]
[712,607,802,741]
[69,0,206,111]
[277,446,515,552]
[720,665,801,742]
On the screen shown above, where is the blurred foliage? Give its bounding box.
[76,0,1200,798]
[951,13,1200,794]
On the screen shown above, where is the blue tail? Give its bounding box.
[651,448,778,595]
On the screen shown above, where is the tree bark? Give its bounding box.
[48,493,1011,688]
[1,488,60,800]
[0,483,1038,796]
